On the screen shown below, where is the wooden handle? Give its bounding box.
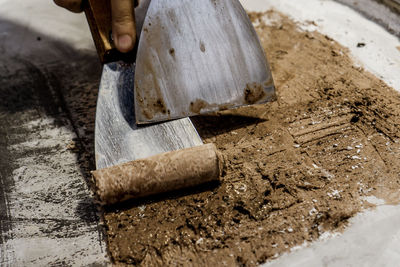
[83,0,114,63]
[83,0,137,63]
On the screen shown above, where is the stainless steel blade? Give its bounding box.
[95,62,203,170]
[95,0,203,170]
[134,0,275,124]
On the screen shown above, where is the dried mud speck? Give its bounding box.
[244,82,266,104]
[190,99,209,114]
[104,11,400,266]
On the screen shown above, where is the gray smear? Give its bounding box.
[335,0,400,37]
[0,0,107,265]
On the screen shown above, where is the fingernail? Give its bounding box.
[117,34,133,52]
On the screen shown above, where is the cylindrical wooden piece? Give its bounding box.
[91,144,223,205]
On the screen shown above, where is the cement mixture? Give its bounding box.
[2,0,399,265]
[103,11,400,266]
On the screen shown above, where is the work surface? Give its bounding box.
[0,0,107,265]
[1,0,400,266]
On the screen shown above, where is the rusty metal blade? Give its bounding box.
[134,0,275,124]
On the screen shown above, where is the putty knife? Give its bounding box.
[84,0,203,169]
[94,62,203,169]
[134,0,275,124]
[86,0,275,125]
[88,0,222,205]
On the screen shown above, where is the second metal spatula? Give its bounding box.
[134,0,275,124]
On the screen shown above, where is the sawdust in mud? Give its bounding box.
[104,11,400,266]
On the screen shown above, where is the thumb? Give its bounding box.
[111,0,136,53]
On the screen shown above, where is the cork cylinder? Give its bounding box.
[92,143,223,205]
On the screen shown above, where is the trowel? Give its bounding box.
[85,0,203,169]
[85,0,275,125]
[133,0,275,124]
[84,0,275,203]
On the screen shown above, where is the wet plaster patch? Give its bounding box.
[103,11,400,266]
[334,0,400,38]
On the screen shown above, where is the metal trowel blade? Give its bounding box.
[94,0,203,170]
[134,0,275,124]
[94,63,203,170]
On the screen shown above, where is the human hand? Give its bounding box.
[54,0,137,53]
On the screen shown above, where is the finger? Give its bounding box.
[111,0,136,53]
[53,0,83,13]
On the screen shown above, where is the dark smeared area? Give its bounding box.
[0,18,106,265]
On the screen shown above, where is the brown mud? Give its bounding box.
[104,11,400,266]
[244,83,266,104]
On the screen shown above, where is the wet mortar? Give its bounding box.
[103,11,400,266]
